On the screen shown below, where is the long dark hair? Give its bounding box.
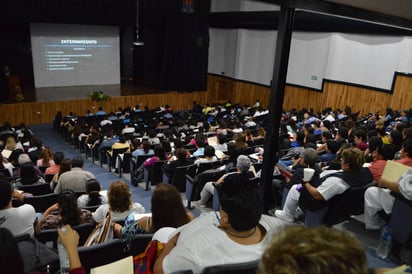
[19,162,38,185]
[0,228,24,274]
[86,179,102,206]
[58,189,82,226]
[151,183,190,233]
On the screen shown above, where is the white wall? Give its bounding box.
[208,27,412,90]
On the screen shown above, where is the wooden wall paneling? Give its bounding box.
[1,74,411,126]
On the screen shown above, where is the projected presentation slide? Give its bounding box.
[31,23,120,88]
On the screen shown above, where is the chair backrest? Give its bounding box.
[36,222,97,249]
[129,234,154,256]
[38,166,48,174]
[323,181,375,226]
[44,174,55,183]
[108,147,129,168]
[170,164,197,192]
[197,161,222,175]
[202,260,259,274]
[18,183,52,196]
[150,161,164,186]
[78,239,127,274]
[24,193,58,213]
[75,222,98,246]
[390,192,412,245]
[192,169,226,201]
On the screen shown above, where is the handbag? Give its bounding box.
[16,233,60,273]
[84,211,113,246]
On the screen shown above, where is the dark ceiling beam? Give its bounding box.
[255,0,412,30]
[209,11,412,35]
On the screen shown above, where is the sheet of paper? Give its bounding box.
[381,160,412,182]
[90,256,133,274]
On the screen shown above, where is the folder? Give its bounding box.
[381,160,412,182]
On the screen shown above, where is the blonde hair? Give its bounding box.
[258,226,369,274]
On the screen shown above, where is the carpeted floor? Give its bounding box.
[30,123,401,270]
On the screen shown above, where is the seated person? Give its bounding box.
[131,140,154,158]
[275,147,373,223]
[258,226,370,274]
[367,144,396,182]
[192,155,254,208]
[36,189,94,233]
[194,145,218,165]
[93,181,145,223]
[0,178,36,237]
[77,179,108,208]
[153,173,287,274]
[364,169,412,230]
[14,162,47,188]
[44,152,65,175]
[318,140,340,166]
[115,183,193,247]
[163,149,193,179]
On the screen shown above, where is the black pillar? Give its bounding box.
[260,4,295,211]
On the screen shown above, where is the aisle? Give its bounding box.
[30,124,152,211]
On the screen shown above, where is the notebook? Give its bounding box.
[90,256,133,274]
[381,160,412,182]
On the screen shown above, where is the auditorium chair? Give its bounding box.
[18,183,52,196]
[37,222,97,249]
[202,260,259,274]
[164,163,197,192]
[390,192,412,265]
[185,169,226,209]
[130,154,152,186]
[78,239,127,274]
[24,193,58,213]
[304,181,375,227]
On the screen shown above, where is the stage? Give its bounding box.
[2,79,167,104]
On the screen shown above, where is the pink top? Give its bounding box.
[368,159,387,181]
[396,157,412,167]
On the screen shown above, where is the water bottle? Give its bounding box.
[57,227,70,274]
[376,224,392,259]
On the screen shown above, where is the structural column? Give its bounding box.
[260,3,295,211]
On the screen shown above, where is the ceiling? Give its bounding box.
[324,0,412,21]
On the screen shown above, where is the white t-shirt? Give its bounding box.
[163,212,287,274]
[316,170,350,201]
[93,203,145,222]
[0,204,36,237]
[77,191,108,208]
[399,169,412,200]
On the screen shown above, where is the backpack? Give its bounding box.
[84,211,113,246]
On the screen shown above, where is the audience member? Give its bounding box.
[115,183,193,247]
[36,189,94,233]
[51,158,72,190]
[77,179,108,208]
[0,227,25,274]
[54,157,95,194]
[258,226,370,274]
[275,148,373,224]
[44,151,65,175]
[364,168,412,230]
[193,155,253,208]
[153,173,286,274]
[93,180,145,222]
[15,162,46,188]
[0,179,36,236]
[163,148,193,179]
[36,147,55,168]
